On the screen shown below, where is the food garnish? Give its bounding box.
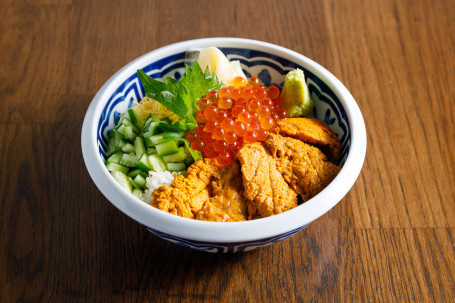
[280,68,314,117]
[137,60,222,131]
[197,47,247,86]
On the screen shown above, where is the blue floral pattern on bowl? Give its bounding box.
[96,48,351,253]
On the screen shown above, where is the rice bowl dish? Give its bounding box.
[81,38,366,252]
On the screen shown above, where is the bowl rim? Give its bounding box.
[81,37,366,243]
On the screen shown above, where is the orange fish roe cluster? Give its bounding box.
[187,76,288,167]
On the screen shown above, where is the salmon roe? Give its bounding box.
[191,77,287,167]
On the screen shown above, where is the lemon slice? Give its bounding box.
[198,47,247,86]
[133,97,181,122]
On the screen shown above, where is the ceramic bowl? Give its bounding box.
[81,38,366,253]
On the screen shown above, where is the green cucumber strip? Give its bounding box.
[127,168,142,178]
[166,162,186,171]
[119,138,129,148]
[143,122,162,137]
[123,126,136,140]
[134,136,146,157]
[133,174,146,188]
[148,154,166,172]
[128,176,141,190]
[114,132,122,150]
[119,110,129,121]
[162,147,186,163]
[144,136,154,148]
[147,147,157,155]
[105,137,116,157]
[149,134,170,145]
[106,151,124,164]
[121,117,141,134]
[128,108,145,129]
[137,154,152,172]
[111,171,132,193]
[142,115,157,133]
[114,124,125,136]
[155,140,178,156]
[106,162,129,174]
[114,124,125,137]
[132,188,143,200]
[121,143,135,153]
[120,153,138,167]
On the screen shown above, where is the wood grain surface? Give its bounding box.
[1,0,454,302]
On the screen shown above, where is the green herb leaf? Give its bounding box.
[137,70,188,118]
[178,61,222,114]
[137,60,222,130]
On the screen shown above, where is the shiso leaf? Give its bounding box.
[137,60,222,129]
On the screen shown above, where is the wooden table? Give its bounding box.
[1,0,454,302]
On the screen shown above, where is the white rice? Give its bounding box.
[141,171,179,203]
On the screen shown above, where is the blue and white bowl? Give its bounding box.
[81,38,366,253]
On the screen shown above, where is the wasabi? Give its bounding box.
[280,68,314,117]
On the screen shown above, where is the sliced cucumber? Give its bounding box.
[121,143,135,153]
[119,110,129,121]
[120,117,141,134]
[142,115,157,132]
[167,162,186,171]
[143,122,162,137]
[106,151,124,164]
[144,136,155,148]
[113,124,125,137]
[128,108,145,129]
[123,126,136,140]
[120,153,138,167]
[147,147,157,155]
[105,135,116,156]
[119,138,129,148]
[133,174,146,188]
[109,161,130,176]
[114,132,122,150]
[128,176,141,189]
[134,136,146,158]
[148,154,166,172]
[149,133,170,145]
[137,154,152,172]
[105,102,195,199]
[155,140,179,156]
[127,168,142,178]
[111,171,132,192]
[132,188,143,200]
[162,147,186,163]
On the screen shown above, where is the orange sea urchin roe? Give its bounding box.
[191,77,288,167]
